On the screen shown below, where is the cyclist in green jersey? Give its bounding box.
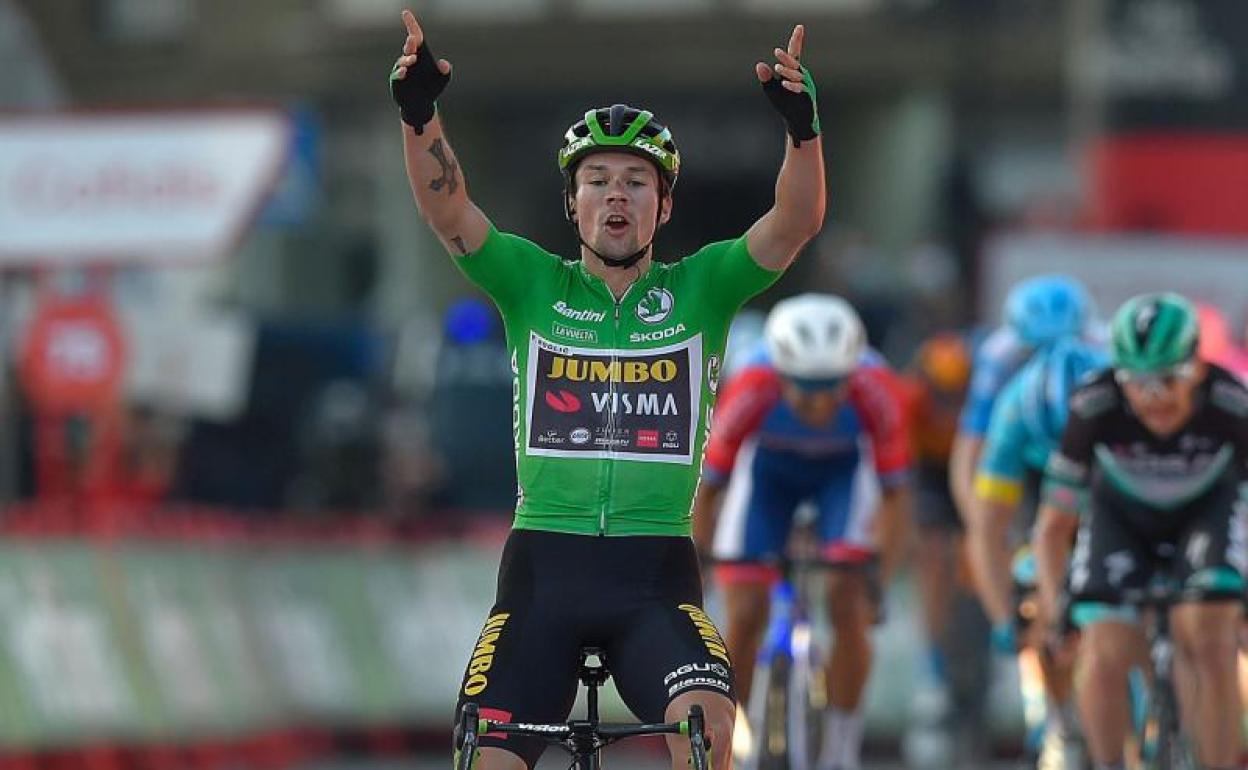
[390,9,826,770]
[1035,293,1248,770]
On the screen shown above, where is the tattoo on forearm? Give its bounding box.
[450,236,468,255]
[427,139,460,196]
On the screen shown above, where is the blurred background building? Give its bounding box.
[0,0,1246,767]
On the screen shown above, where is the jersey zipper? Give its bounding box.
[599,283,640,536]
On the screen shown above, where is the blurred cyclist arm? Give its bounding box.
[876,483,913,582]
[948,434,982,524]
[745,24,827,271]
[1034,402,1097,631]
[691,481,725,556]
[854,367,915,581]
[965,387,1028,647]
[967,495,1016,630]
[1033,501,1077,630]
[694,368,780,554]
[392,9,489,256]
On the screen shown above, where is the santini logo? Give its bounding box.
[553,301,605,323]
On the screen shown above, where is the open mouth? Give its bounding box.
[604,214,630,237]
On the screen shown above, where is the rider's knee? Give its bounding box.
[1082,625,1136,677]
[726,588,771,633]
[826,581,868,632]
[473,746,528,770]
[1182,627,1239,670]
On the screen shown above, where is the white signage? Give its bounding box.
[0,110,289,266]
[982,232,1248,331]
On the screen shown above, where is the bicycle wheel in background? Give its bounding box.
[749,641,825,770]
[1144,681,1197,770]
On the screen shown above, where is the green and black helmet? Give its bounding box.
[557,104,680,191]
[1110,292,1200,372]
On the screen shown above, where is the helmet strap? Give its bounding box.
[578,235,650,269]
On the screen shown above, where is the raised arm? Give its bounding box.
[390,9,489,255]
[745,24,827,272]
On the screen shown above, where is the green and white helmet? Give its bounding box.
[557,104,680,190]
[1110,292,1199,372]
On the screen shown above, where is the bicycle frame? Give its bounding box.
[742,554,875,770]
[1127,581,1196,770]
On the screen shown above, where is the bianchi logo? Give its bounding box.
[636,288,674,325]
[553,301,606,324]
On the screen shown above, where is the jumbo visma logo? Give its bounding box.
[547,357,678,383]
[462,612,510,696]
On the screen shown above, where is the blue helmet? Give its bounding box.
[1004,275,1092,346]
[1017,338,1109,446]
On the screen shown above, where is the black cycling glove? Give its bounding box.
[389,40,451,134]
[762,66,820,146]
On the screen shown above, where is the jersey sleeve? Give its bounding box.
[1208,369,1248,477]
[701,366,781,485]
[848,366,913,488]
[974,381,1029,506]
[1041,381,1107,517]
[681,236,783,318]
[452,226,563,315]
[959,328,1023,437]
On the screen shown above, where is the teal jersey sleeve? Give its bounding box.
[453,226,564,314]
[974,378,1032,505]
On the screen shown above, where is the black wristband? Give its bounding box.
[761,66,820,146]
[389,40,451,133]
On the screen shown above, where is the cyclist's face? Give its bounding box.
[572,153,670,259]
[1118,360,1205,436]
[781,380,848,427]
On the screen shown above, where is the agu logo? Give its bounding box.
[463,612,510,696]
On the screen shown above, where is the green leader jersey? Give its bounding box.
[453,226,781,536]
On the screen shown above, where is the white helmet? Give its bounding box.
[764,294,866,380]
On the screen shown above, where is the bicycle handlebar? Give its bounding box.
[478,719,688,740]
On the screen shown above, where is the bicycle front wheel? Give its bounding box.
[1147,684,1197,770]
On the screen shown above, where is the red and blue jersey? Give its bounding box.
[702,346,912,488]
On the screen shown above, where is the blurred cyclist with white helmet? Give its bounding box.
[692,294,913,770]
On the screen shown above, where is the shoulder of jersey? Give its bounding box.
[859,347,889,368]
[977,325,1022,360]
[739,340,772,370]
[1068,369,1118,419]
[1208,365,1248,418]
[730,362,783,392]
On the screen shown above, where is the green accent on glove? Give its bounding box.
[762,65,820,144]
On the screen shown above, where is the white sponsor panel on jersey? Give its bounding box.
[523,332,703,464]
